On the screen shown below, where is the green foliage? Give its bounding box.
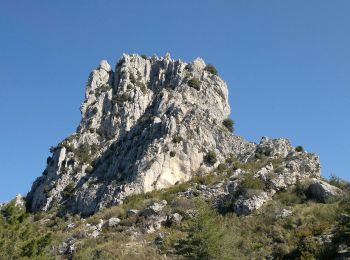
[329,174,349,190]
[176,199,224,259]
[204,64,218,75]
[336,195,350,245]
[205,151,217,165]
[295,146,304,152]
[188,78,201,91]
[62,182,75,198]
[170,151,176,157]
[136,81,147,93]
[0,202,52,259]
[141,54,148,60]
[92,107,98,114]
[129,73,136,84]
[172,135,183,144]
[237,173,265,195]
[222,118,234,132]
[75,143,92,163]
[85,165,94,174]
[217,163,228,173]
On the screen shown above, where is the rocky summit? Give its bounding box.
[27,54,321,216]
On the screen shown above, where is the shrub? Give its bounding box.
[92,107,98,115]
[129,73,136,84]
[205,151,217,165]
[237,173,265,195]
[75,143,92,163]
[329,174,349,190]
[85,165,94,174]
[172,135,183,144]
[61,182,75,198]
[188,78,201,91]
[204,64,218,75]
[175,199,224,259]
[217,163,227,173]
[295,146,304,152]
[0,202,52,259]
[136,81,147,93]
[170,151,176,157]
[222,118,234,132]
[141,54,148,60]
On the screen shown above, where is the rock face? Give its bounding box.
[26,53,322,216]
[307,179,341,203]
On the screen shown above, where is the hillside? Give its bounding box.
[0,54,349,259]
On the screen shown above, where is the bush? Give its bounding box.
[92,107,98,115]
[238,173,265,195]
[222,118,234,132]
[205,151,217,165]
[204,64,218,75]
[141,54,148,60]
[172,135,183,144]
[0,202,52,259]
[61,182,75,198]
[129,73,136,84]
[217,163,227,173]
[176,199,224,259]
[170,151,176,157]
[188,78,201,91]
[295,146,304,152]
[329,174,349,190]
[85,165,94,174]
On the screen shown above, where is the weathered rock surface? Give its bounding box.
[26,53,322,216]
[307,179,341,203]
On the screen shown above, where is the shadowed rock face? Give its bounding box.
[26,54,321,216]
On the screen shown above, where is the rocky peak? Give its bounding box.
[26,54,321,216]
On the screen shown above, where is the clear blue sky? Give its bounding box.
[0,1,349,202]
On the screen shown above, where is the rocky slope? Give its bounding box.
[27,54,323,216]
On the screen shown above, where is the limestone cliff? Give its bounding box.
[26,54,320,216]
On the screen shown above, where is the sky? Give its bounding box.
[0,1,349,202]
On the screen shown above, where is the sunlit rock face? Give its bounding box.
[26,54,320,216]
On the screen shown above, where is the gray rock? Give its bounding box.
[170,213,183,223]
[142,200,167,217]
[67,223,75,229]
[307,179,341,203]
[233,191,272,215]
[25,53,322,216]
[276,208,292,218]
[127,209,140,217]
[154,233,165,245]
[107,217,121,227]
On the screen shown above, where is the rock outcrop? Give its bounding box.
[26,53,324,216]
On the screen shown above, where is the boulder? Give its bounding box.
[142,200,167,217]
[107,217,121,227]
[127,209,140,217]
[233,191,271,215]
[307,179,341,203]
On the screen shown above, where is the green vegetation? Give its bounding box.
[222,118,234,133]
[0,201,52,259]
[204,64,218,75]
[188,78,201,91]
[237,173,265,195]
[1,155,349,259]
[172,135,183,144]
[170,151,176,157]
[92,107,98,115]
[205,150,217,165]
[141,54,148,60]
[295,145,304,152]
[129,73,136,84]
[176,199,224,259]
